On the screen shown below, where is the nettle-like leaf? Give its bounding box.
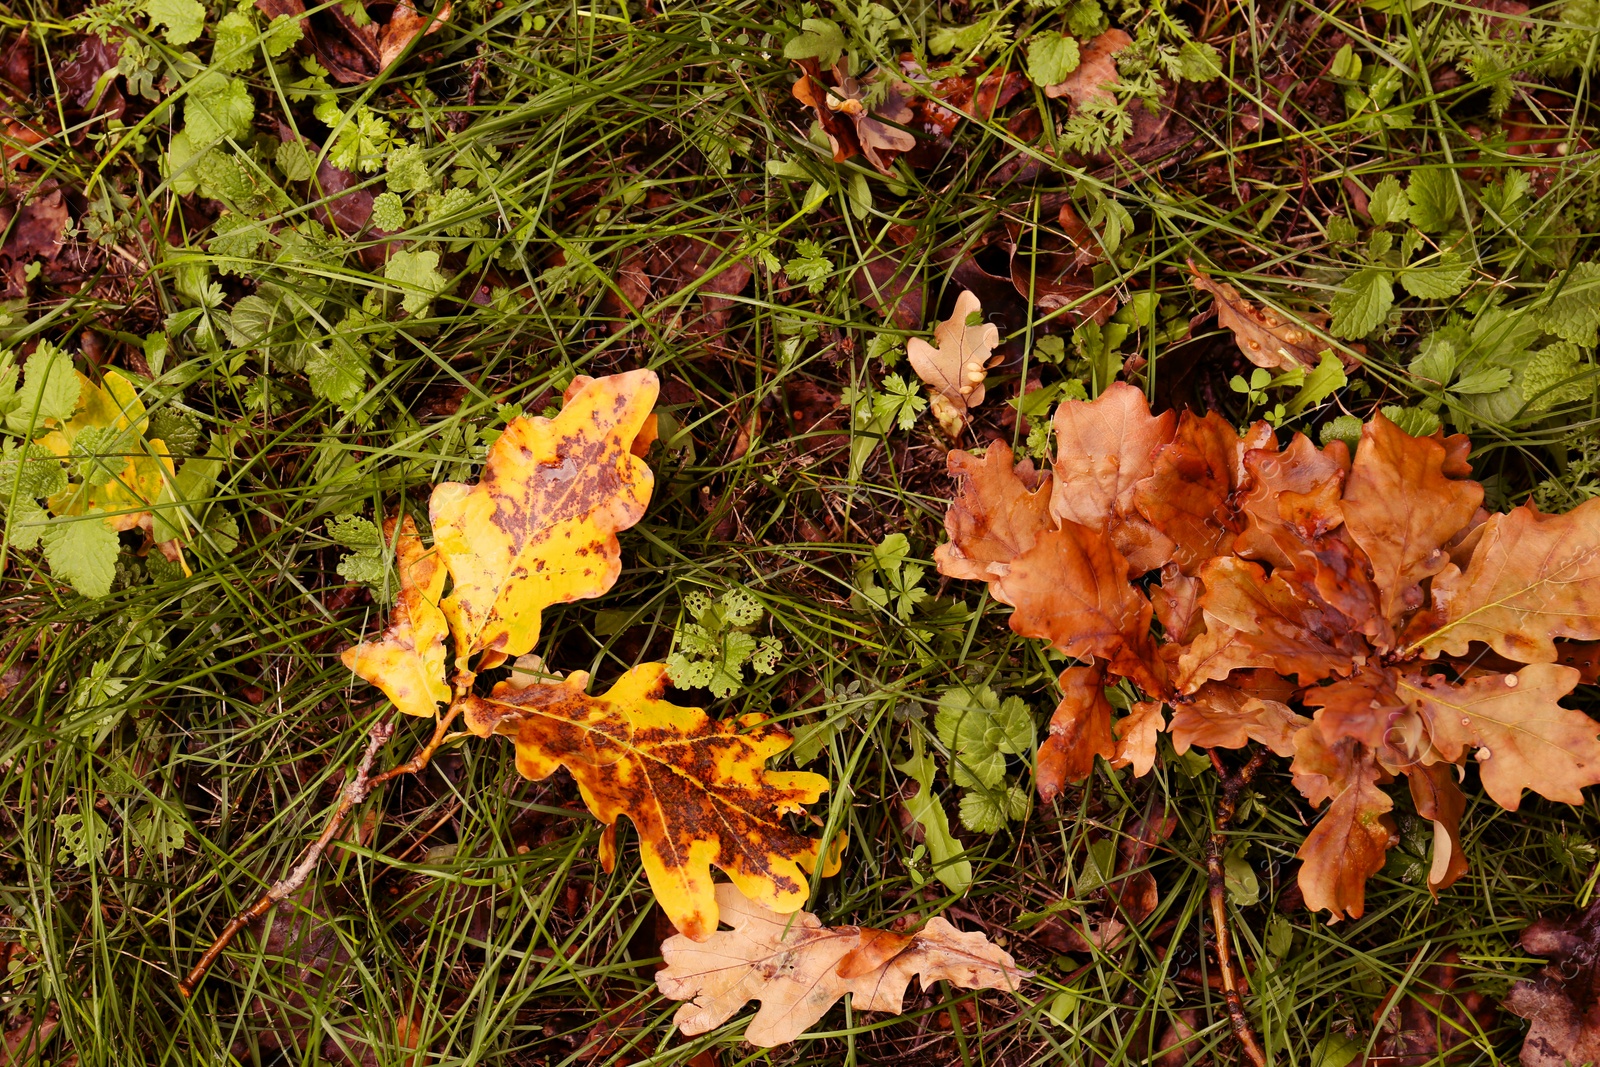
[342,371,835,940]
[934,381,1600,921]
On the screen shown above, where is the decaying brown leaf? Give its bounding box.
[1506,898,1600,1067]
[656,883,1026,1047]
[791,61,915,173]
[1365,951,1499,1066]
[907,290,1001,437]
[933,387,1600,922]
[1189,262,1334,372]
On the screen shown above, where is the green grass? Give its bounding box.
[4,0,1600,1062]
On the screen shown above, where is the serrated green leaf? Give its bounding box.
[782,18,845,67]
[1449,364,1513,395]
[1320,414,1363,450]
[1407,168,1456,233]
[42,516,120,597]
[1379,404,1441,437]
[1368,175,1408,227]
[146,0,205,44]
[185,73,254,145]
[5,342,81,434]
[1027,33,1080,86]
[385,249,449,315]
[212,11,256,72]
[1538,261,1600,346]
[959,789,1008,834]
[1523,341,1591,413]
[1330,268,1394,338]
[370,191,406,230]
[264,12,303,56]
[1399,253,1472,299]
[305,344,370,411]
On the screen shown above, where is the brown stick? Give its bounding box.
[1205,748,1270,1067]
[179,707,463,998]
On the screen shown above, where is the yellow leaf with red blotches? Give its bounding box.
[430,370,657,674]
[341,515,451,718]
[461,663,834,941]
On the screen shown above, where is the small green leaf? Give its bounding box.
[55,810,112,867]
[5,341,80,434]
[42,516,120,598]
[185,73,255,145]
[1026,33,1080,87]
[385,249,450,315]
[1380,404,1441,437]
[1407,168,1457,233]
[1449,364,1513,395]
[133,804,188,860]
[1320,414,1363,450]
[1538,261,1600,346]
[212,11,257,71]
[1310,1034,1363,1067]
[1523,342,1590,413]
[1286,351,1347,416]
[782,18,845,68]
[1330,268,1394,338]
[1224,850,1260,905]
[146,0,205,44]
[1367,175,1408,226]
[896,737,973,893]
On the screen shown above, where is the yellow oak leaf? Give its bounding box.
[657,882,1026,1047]
[461,662,835,940]
[430,369,657,673]
[341,515,452,718]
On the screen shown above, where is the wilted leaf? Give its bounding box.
[1035,664,1117,800]
[1341,414,1482,625]
[1398,664,1600,811]
[462,664,833,941]
[430,370,657,674]
[1168,681,1307,757]
[1407,498,1600,663]
[342,515,452,718]
[933,440,1053,585]
[1505,898,1600,1067]
[657,883,1026,1047]
[1403,762,1469,894]
[1291,731,1397,921]
[1132,411,1255,574]
[907,291,1000,437]
[1190,263,1333,372]
[1049,382,1176,574]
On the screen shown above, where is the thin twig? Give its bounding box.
[1205,748,1271,1067]
[179,706,463,998]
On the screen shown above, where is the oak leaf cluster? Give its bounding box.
[935,382,1600,919]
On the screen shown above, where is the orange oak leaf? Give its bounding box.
[1189,263,1333,372]
[1341,414,1483,624]
[341,515,451,718]
[1151,563,1203,642]
[907,291,1001,437]
[997,522,1166,695]
[1111,700,1166,777]
[1407,498,1600,663]
[1301,665,1406,750]
[1397,664,1600,810]
[933,441,1053,586]
[1233,433,1349,568]
[1291,731,1397,921]
[1404,762,1469,894]
[429,369,658,674]
[1132,411,1255,575]
[1035,664,1118,800]
[1049,381,1177,574]
[461,663,834,940]
[657,883,1026,1047]
[1176,556,1363,691]
[1168,680,1306,757]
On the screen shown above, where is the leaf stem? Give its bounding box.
[178,704,464,998]
[1205,748,1270,1067]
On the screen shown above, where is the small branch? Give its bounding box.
[179,707,462,998]
[1205,748,1270,1067]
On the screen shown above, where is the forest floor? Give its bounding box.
[3,0,1600,1063]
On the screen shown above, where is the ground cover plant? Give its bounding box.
[7,0,1600,1061]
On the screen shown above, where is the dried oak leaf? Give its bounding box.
[1342,414,1483,626]
[1506,898,1600,1067]
[1036,663,1118,800]
[429,369,657,673]
[1132,411,1268,575]
[656,883,1025,1047]
[1406,497,1600,663]
[1291,731,1397,921]
[1049,381,1176,574]
[907,290,1001,437]
[933,439,1053,585]
[1168,679,1306,757]
[463,666,834,941]
[1404,761,1470,895]
[1189,262,1334,372]
[1397,664,1600,811]
[341,515,451,718]
[791,62,915,172]
[1233,432,1350,569]
[1044,29,1132,105]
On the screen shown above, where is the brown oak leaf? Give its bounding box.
[657,883,1026,1047]
[1189,262,1334,372]
[1044,29,1132,105]
[1505,899,1600,1067]
[1291,731,1397,921]
[1168,680,1306,757]
[1132,411,1258,574]
[1403,762,1470,895]
[933,440,1053,586]
[1036,663,1118,800]
[1342,414,1484,624]
[1049,381,1177,574]
[907,290,1001,437]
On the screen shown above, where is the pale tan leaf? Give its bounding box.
[907,291,1000,436]
[1189,263,1332,372]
